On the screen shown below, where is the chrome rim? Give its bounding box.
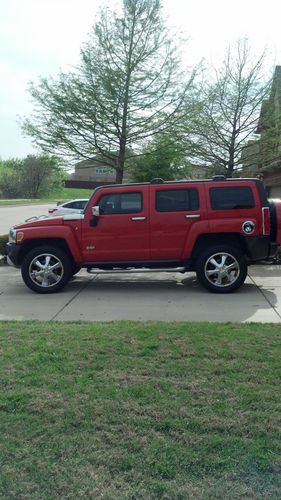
[204,252,240,288]
[29,253,64,288]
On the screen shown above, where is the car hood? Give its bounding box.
[14,213,84,230]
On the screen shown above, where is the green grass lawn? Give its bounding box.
[0,321,280,499]
[0,199,45,206]
[0,188,94,206]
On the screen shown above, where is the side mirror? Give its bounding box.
[90,206,100,227]
[92,206,100,217]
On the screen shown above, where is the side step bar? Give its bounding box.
[87,267,186,274]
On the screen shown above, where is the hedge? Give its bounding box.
[0,234,8,256]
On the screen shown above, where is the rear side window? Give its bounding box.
[64,202,76,209]
[67,200,87,210]
[210,187,255,210]
[98,192,142,214]
[156,189,199,212]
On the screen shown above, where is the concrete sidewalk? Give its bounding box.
[0,264,281,322]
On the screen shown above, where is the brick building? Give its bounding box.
[255,66,281,197]
[65,158,130,189]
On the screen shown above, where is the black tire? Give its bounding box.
[196,245,247,293]
[21,246,73,294]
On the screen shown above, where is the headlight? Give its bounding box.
[9,228,16,243]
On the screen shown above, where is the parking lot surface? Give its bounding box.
[0,204,51,234]
[0,264,281,322]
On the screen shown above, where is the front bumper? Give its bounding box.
[6,242,22,267]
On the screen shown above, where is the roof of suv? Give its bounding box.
[93,177,263,191]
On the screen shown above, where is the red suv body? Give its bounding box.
[7,177,281,293]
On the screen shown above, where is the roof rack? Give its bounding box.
[150,178,164,184]
[212,175,226,181]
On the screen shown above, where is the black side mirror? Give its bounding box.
[90,217,98,227]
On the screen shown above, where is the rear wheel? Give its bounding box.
[196,245,247,293]
[21,246,73,293]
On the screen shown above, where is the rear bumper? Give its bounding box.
[245,236,278,261]
[6,242,21,267]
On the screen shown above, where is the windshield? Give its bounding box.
[83,189,97,212]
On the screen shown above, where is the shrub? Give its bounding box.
[0,234,8,256]
[0,155,65,199]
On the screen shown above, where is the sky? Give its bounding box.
[1,0,281,159]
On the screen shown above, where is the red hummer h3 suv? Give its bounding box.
[7,177,281,294]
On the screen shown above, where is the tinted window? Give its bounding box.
[99,192,142,214]
[75,200,88,210]
[210,187,254,210]
[156,189,199,212]
[64,202,76,209]
[64,201,84,210]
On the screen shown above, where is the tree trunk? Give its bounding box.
[227,135,236,177]
[115,166,124,184]
[227,160,234,178]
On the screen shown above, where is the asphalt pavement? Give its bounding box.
[0,204,51,234]
[1,264,281,322]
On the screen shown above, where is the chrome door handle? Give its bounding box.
[130,216,147,221]
[185,214,201,219]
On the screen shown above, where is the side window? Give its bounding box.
[156,189,199,212]
[67,201,84,209]
[71,201,81,209]
[64,202,76,209]
[98,192,142,214]
[210,187,255,210]
[75,201,87,210]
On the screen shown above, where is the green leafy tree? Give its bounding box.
[0,158,24,198]
[22,0,195,183]
[256,92,281,172]
[0,158,23,171]
[0,155,64,199]
[0,170,23,198]
[129,134,191,181]
[20,155,64,198]
[185,39,270,177]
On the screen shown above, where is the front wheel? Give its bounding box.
[21,246,73,293]
[196,245,247,293]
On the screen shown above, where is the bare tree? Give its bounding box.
[22,0,195,183]
[185,39,271,177]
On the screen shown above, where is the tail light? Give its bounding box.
[262,207,270,235]
[48,208,57,214]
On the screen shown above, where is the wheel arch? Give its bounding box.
[16,238,75,266]
[191,233,246,264]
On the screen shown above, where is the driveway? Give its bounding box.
[0,264,281,322]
